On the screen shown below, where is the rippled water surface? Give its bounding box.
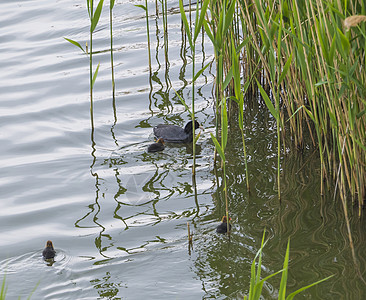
[1,0,366,299]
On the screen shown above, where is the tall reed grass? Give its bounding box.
[205,0,366,218]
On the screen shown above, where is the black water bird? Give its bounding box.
[148,138,165,153]
[153,120,202,143]
[216,216,232,234]
[42,240,56,259]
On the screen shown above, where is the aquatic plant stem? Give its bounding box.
[145,0,151,69]
[223,161,229,234]
[179,0,209,176]
[89,0,94,133]
[231,36,251,192]
[240,129,250,191]
[110,0,116,100]
[192,44,196,176]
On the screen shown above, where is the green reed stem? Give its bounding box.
[110,0,115,100]
[179,0,209,176]
[221,98,229,233]
[192,47,196,175]
[89,0,94,132]
[230,35,251,191]
[87,0,104,134]
[135,0,152,69]
[145,0,151,69]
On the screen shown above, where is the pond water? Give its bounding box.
[1,0,366,299]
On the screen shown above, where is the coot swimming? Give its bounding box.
[153,120,202,143]
[216,216,232,234]
[42,240,56,259]
[148,138,165,153]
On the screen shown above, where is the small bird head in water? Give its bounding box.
[216,216,232,234]
[43,240,56,260]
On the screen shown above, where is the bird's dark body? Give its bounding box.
[216,216,232,234]
[216,222,232,234]
[148,139,165,152]
[43,241,56,259]
[153,121,200,143]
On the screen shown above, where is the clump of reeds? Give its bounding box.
[244,230,333,299]
[204,0,366,218]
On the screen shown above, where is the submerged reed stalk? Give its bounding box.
[187,222,193,250]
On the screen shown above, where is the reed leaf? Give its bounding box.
[255,78,278,120]
[221,98,228,151]
[357,110,366,119]
[354,139,366,151]
[173,89,193,118]
[285,275,334,300]
[91,0,105,33]
[223,0,236,37]
[256,231,266,285]
[64,37,85,53]
[278,239,290,299]
[316,18,328,63]
[86,0,91,18]
[248,230,267,300]
[26,281,40,300]
[194,131,201,144]
[92,63,100,88]
[210,133,225,162]
[135,4,147,11]
[193,61,211,82]
[203,20,216,47]
[223,67,233,91]
[237,36,250,52]
[193,0,210,42]
[231,36,240,95]
[248,257,256,299]
[254,269,286,299]
[278,52,293,86]
[328,34,336,66]
[287,105,304,122]
[179,0,193,50]
[336,27,350,57]
[0,275,7,299]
